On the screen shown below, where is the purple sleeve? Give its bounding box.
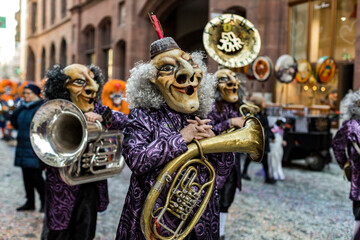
[208,105,230,133]
[94,102,128,130]
[332,120,352,169]
[123,109,188,176]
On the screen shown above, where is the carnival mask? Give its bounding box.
[64,64,99,112]
[150,49,203,113]
[110,91,123,106]
[215,69,239,103]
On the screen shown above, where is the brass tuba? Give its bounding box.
[30,99,125,185]
[141,116,264,240]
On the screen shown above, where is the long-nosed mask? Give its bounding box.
[64,64,99,112]
[150,49,203,114]
[215,69,239,103]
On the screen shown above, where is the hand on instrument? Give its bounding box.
[187,116,211,126]
[194,124,215,140]
[180,123,199,143]
[230,117,245,128]
[84,112,103,122]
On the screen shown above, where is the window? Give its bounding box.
[100,18,112,80]
[116,40,126,80]
[31,2,37,33]
[72,25,76,43]
[51,0,56,24]
[61,0,67,18]
[84,26,95,65]
[27,47,35,81]
[41,48,46,78]
[105,49,113,80]
[118,2,126,26]
[42,0,46,29]
[50,43,56,67]
[60,39,67,66]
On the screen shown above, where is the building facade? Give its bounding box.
[22,0,359,102]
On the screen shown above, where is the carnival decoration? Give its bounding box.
[295,59,312,84]
[203,14,261,68]
[101,79,129,114]
[252,56,273,82]
[315,56,336,83]
[274,54,297,84]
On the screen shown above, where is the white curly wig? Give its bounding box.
[340,89,360,121]
[126,51,216,117]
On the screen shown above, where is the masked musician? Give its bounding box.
[207,68,246,240]
[115,36,235,240]
[42,64,127,240]
[332,90,360,240]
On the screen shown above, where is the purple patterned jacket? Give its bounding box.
[208,102,242,190]
[332,119,360,201]
[116,104,235,240]
[45,102,127,230]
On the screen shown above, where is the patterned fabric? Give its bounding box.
[45,102,127,230]
[332,119,360,201]
[208,102,242,191]
[116,103,235,240]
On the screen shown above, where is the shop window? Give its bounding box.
[31,2,37,33]
[335,0,357,60]
[41,48,46,78]
[118,1,126,26]
[60,39,67,67]
[42,0,46,29]
[289,0,356,61]
[289,2,308,60]
[50,43,56,67]
[309,0,332,62]
[51,0,56,24]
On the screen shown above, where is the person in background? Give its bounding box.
[10,84,45,212]
[242,95,276,184]
[332,90,360,240]
[207,68,246,240]
[270,119,286,181]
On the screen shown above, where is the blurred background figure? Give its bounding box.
[101,79,129,114]
[10,83,45,212]
[0,79,17,140]
[242,95,276,184]
[270,118,286,181]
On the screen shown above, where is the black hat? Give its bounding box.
[150,37,180,59]
[24,83,41,96]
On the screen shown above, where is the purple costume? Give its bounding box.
[116,104,235,240]
[45,102,127,230]
[332,119,360,201]
[208,102,242,191]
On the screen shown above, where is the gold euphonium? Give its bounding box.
[141,115,264,240]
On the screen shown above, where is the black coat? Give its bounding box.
[10,99,44,168]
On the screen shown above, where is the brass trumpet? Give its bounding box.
[141,116,264,240]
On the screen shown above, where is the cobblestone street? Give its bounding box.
[0,139,353,240]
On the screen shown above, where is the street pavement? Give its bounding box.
[0,139,353,239]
